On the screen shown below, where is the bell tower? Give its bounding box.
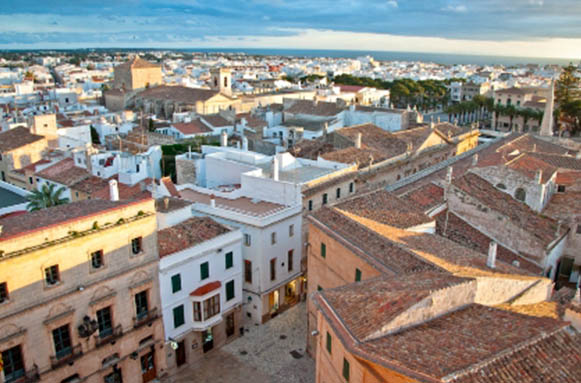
[210,67,232,97]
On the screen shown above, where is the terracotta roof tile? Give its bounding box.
[157,216,231,258]
[36,158,90,186]
[400,183,445,212]
[202,114,230,127]
[285,99,343,116]
[137,85,218,104]
[172,120,212,135]
[0,126,45,152]
[506,153,557,183]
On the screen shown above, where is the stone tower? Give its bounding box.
[210,67,232,97]
[539,79,555,137]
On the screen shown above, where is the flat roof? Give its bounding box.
[180,188,286,217]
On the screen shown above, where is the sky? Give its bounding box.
[1,0,581,59]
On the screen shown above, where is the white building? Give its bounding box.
[156,211,243,369]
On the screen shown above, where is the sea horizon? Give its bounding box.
[2,47,579,67]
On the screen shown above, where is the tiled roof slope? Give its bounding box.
[335,189,433,229]
[322,272,470,340]
[505,153,557,183]
[497,134,575,156]
[157,216,231,257]
[0,199,148,241]
[528,152,581,170]
[543,192,581,221]
[137,85,218,104]
[449,327,581,383]
[36,158,90,186]
[322,147,390,168]
[285,99,343,116]
[172,120,212,135]
[310,208,439,275]
[337,124,408,156]
[436,211,543,275]
[0,126,45,152]
[452,172,563,246]
[400,182,445,212]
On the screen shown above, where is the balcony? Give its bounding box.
[94,324,123,348]
[50,344,83,370]
[133,307,158,329]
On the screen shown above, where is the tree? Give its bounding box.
[26,184,69,211]
[505,105,518,131]
[555,64,581,135]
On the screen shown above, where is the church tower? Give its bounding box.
[210,67,232,97]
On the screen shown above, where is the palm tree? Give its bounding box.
[26,184,69,211]
[505,105,518,131]
[518,108,536,132]
[493,104,506,130]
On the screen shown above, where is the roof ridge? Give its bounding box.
[442,325,571,382]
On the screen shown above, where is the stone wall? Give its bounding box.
[175,156,197,185]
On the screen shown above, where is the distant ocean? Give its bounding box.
[181,48,579,67]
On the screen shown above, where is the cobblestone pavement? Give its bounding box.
[162,302,315,383]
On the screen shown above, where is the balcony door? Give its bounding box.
[140,350,156,383]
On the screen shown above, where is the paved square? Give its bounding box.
[162,302,315,383]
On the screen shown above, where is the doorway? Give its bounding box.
[225,313,235,338]
[140,350,156,383]
[269,290,279,313]
[176,340,186,367]
[202,329,214,353]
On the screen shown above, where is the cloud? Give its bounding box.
[442,4,467,13]
[387,0,398,8]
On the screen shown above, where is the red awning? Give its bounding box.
[190,281,221,297]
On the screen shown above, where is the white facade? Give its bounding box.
[159,228,243,341]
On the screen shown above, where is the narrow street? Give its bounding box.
[162,302,315,383]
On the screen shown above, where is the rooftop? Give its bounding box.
[0,126,45,152]
[180,188,286,217]
[157,216,231,258]
[284,99,343,117]
[172,120,212,135]
[0,185,27,209]
[36,158,90,186]
[137,85,218,104]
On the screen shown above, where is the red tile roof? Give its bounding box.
[137,85,218,104]
[36,158,90,186]
[506,153,557,183]
[161,177,180,198]
[172,120,212,135]
[157,216,231,257]
[190,281,221,297]
[400,183,445,212]
[452,172,564,247]
[337,85,365,93]
[285,99,343,117]
[0,126,45,152]
[555,171,581,186]
[201,114,230,127]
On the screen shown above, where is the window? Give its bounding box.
[349,182,354,193]
[288,250,294,272]
[200,262,209,280]
[321,243,326,259]
[326,332,332,354]
[134,291,149,320]
[336,188,341,199]
[244,234,251,247]
[289,224,294,237]
[577,224,581,235]
[317,285,323,291]
[52,325,72,359]
[271,232,277,245]
[342,358,350,382]
[104,368,123,383]
[514,188,526,202]
[28,176,33,185]
[496,183,507,190]
[245,260,252,283]
[558,185,566,193]
[225,252,233,269]
[131,237,142,255]
[97,306,113,338]
[2,345,25,382]
[193,302,202,322]
[308,200,313,211]
[322,193,328,205]
[355,268,362,282]
[91,250,104,269]
[44,265,60,286]
[173,305,185,328]
[171,274,182,293]
[270,258,276,281]
[0,282,8,303]
[226,280,235,301]
[203,295,220,320]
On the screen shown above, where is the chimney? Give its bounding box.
[220,131,228,147]
[437,116,441,123]
[355,133,362,149]
[556,220,562,237]
[163,197,169,210]
[323,122,329,136]
[242,136,248,151]
[109,180,119,202]
[430,121,435,130]
[535,170,543,184]
[273,155,280,181]
[533,143,536,152]
[472,154,479,166]
[446,166,453,184]
[487,241,497,269]
[210,195,216,208]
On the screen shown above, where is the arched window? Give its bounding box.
[496,183,507,190]
[515,188,526,201]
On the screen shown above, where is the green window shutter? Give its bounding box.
[225,252,233,269]
[200,262,209,280]
[343,358,350,381]
[173,305,185,328]
[226,280,235,301]
[321,243,326,258]
[171,274,181,293]
[326,332,332,354]
[355,268,362,282]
